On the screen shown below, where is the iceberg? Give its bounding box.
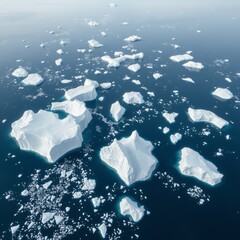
[212,88,233,100]
[182,77,195,83]
[88,39,103,48]
[84,79,99,88]
[128,63,141,72]
[183,61,204,71]
[11,110,86,163]
[51,100,92,129]
[178,147,223,186]
[98,223,107,238]
[153,73,163,80]
[42,212,56,224]
[124,35,141,42]
[170,133,182,144]
[162,112,178,124]
[119,197,145,222]
[170,54,193,63]
[22,73,44,86]
[12,67,28,78]
[11,225,20,235]
[188,107,229,129]
[110,101,126,122]
[65,85,97,102]
[81,178,96,190]
[100,82,112,89]
[99,131,158,186]
[123,92,144,105]
[55,58,62,66]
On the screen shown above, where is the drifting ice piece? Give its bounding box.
[22,73,44,86]
[11,110,87,163]
[178,147,223,186]
[65,85,97,102]
[119,197,145,222]
[212,88,233,100]
[12,67,28,78]
[162,112,178,124]
[123,92,144,105]
[183,61,204,71]
[170,133,182,144]
[128,63,141,72]
[110,101,126,122]
[100,131,158,186]
[170,54,193,63]
[188,107,229,129]
[88,39,103,48]
[124,35,142,42]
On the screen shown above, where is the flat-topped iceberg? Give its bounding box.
[212,88,233,100]
[119,197,145,222]
[188,107,229,129]
[123,91,144,105]
[128,63,141,72]
[162,112,178,124]
[178,147,223,186]
[65,85,97,102]
[101,52,144,68]
[183,61,204,71]
[11,110,86,163]
[110,101,126,122]
[22,73,44,86]
[12,67,28,78]
[84,79,99,88]
[51,100,92,129]
[88,39,103,48]
[170,54,193,63]
[124,35,141,42]
[99,131,158,186]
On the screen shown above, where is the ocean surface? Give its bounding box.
[0,0,240,239]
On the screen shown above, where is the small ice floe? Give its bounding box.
[178,147,223,186]
[128,63,141,72]
[170,54,193,63]
[182,61,204,71]
[187,107,229,129]
[41,212,56,224]
[84,79,99,88]
[22,73,44,86]
[163,127,170,134]
[60,40,67,46]
[124,35,141,42]
[100,82,112,89]
[88,39,103,48]
[56,49,64,55]
[110,101,126,122]
[100,131,158,186]
[225,77,232,83]
[91,197,101,208]
[170,133,182,144]
[162,112,178,124]
[55,58,63,66]
[98,223,107,238]
[122,22,129,25]
[132,79,141,85]
[81,178,96,190]
[61,79,72,84]
[181,77,195,83]
[119,197,145,222]
[88,21,99,27]
[101,31,107,37]
[153,72,163,80]
[11,225,20,235]
[212,88,233,100]
[12,67,28,78]
[123,91,144,105]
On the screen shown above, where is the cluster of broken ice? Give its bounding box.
[170,54,193,63]
[100,131,158,186]
[123,92,144,105]
[110,101,126,122]
[119,197,145,222]
[212,88,233,100]
[22,73,44,86]
[178,147,223,186]
[101,52,144,68]
[188,107,229,129]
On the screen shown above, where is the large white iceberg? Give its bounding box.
[123,92,144,105]
[12,67,28,78]
[178,147,223,186]
[188,107,229,129]
[110,101,126,122]
[22,73,44,86]
[11,110,88,163]
[183,61,204,71]
[65,85,97,102]
[99,131,158,186]
[212,88,233,100]
[170,54,193,63]
[119,197,145,222]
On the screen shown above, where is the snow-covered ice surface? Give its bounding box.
[182,61,204,71]
[100,131,158,186]
[178,148,223,186]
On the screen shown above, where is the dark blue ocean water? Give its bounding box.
[0,0,240,239]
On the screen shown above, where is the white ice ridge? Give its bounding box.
[178,147,223,186]
[169,54,193,63]
[88,39,103,48]
[119,197,145,222]
[182,61,204,71]
[65,84,97,102]
[110,101,126,122]
[22,73,44,86]
[11,110,89,163]
[12,67,28,78]
[188,107,229,129]
[162,112,178,124]
[212,88,233,100]
[124,35,142,42]
[123,91,144,105]
[99,131,158,186]
[101,52,144,68]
